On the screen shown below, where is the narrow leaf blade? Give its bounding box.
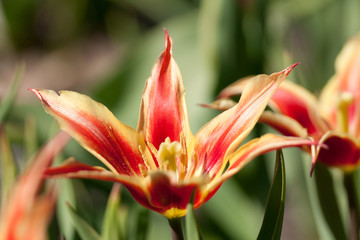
[257,150,286,240]
[0,65,23,123]
[66,202,103,240]
[314,163,347,240]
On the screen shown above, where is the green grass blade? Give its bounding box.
[0,65,24,123]
[102,183,122,240]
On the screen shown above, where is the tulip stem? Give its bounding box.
[344,172,359,240]
[168,218,184,240]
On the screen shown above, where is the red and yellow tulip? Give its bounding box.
[0,132,69,240]
[213,34,360,173]
[30,30,312,219]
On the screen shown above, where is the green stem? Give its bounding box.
[344,172,359,240]
[168,218,184,240]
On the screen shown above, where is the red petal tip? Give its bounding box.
[310,163,315,177]
[163,29,172,53]
[283,63,300,76]
[29,88,42,100]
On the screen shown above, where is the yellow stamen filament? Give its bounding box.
[138,145,152,171]
[178,133,188,179]
[336,92,353,132]
[185,153,198,180]
[138,164,148,177]
[147,141,162,168]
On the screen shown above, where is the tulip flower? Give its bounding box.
[30,30,312,219]
[211,34,360,173]
[0,132,69,240]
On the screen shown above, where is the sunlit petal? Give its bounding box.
[192,65,297,176]
[333,34,360,137]
[270,81,328,136]
[216,75,253,99]
[335,34,360,95]
[137,30,193,149]
[30,89,155,176]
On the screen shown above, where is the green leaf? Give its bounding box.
[314,163,347,240]
[135,207,150,240]
[66,202,103,240]
[0,65,23,123]
[257,150,286,240]
[102,183,123,240]
[185,196,201,240]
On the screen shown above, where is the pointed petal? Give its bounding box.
[45,158,145,187]
[216,75,254,99]
[192,65,297,176]
[30,89,155,176]
[216,76,329,138]
[206,134,315,193]
[259,111,308,137]
[200,98,237,111]
[269,81,328,137]
[137,30,193,149]
[335,34,360,95]
[333,35,360,136]
[316,131,360,171]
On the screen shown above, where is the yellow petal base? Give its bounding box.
[164,208,187,219]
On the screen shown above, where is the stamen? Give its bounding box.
[138,145,152,171]
[336,92,353,132]
[180,132,188,168]
[138,164,148,177]
[185,153,198,180]
[147,141,161,168]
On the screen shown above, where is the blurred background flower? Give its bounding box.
[1,0,360,239]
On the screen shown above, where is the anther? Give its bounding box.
[138,145,152,171]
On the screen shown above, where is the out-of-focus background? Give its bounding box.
[1,0,360,239]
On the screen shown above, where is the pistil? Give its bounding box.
[158,137,182,172]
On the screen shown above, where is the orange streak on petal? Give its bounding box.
[0,132,69,240]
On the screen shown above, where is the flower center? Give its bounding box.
[158,137,182,171]
[336,92,353,132]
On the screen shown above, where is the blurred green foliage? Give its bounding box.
[1,0,360,239]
